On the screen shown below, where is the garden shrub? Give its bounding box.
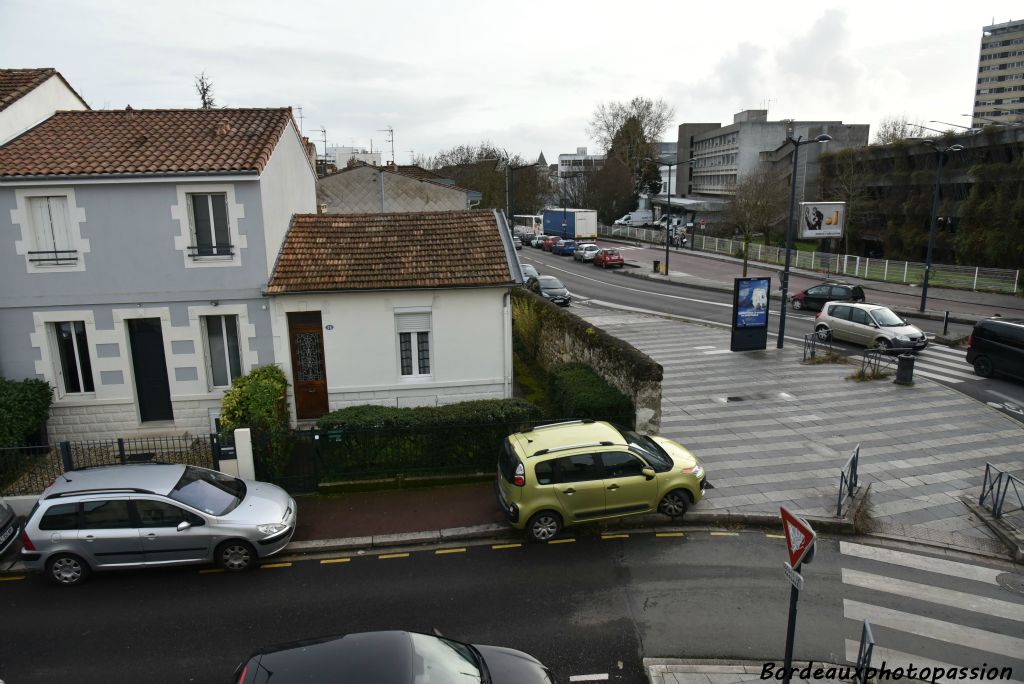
[219,365,291,477]
[550,363,634,427]
[0,377,53,448]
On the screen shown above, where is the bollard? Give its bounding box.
[943,311,950,336]
[895,353,915,385]
[653,260,661,274]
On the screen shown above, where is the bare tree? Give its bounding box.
[725,166,788,276]
[194,71,215,110]
[873,115,926,145]
[819,149,870,258]
[587,97,676,153]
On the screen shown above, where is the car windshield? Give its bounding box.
[408,633,484,683]
[871,308,906,327]
[538,276,563,289]
[168,466,245,516]
[618,428,673,469]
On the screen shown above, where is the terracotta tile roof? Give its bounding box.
[1,68,55,112]
[0,107,293,177]
[267,210,515,293]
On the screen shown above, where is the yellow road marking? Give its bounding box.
[199,568,224,574]
[261,562,292,569]
[492,543,522,550]
[766,534,786,539]
[601,534,629,540]
[710,532,739,536]
[435,548,466,555]
[548,538,576,544]
[656,532,685,538]
[320,557,351,564]
[379,553,409,559]
[0,575,25,581]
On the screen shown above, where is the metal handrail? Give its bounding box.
[802,332,834,361]
[980,462,1024,519]
[28,249,79,264]
[854,620,874,684]
[837,444,861,517]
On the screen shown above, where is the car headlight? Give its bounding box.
[257,523,288,535]
[895,335,910,342]
[682,464,703,478]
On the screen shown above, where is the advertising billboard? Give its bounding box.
[730,277,770,351]
[798,202,845,239]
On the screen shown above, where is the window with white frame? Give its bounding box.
[396,312,431,377]
[187,193,232,258]
[202,315,243,388]
[28,196,77,266]
[52,321,94,394]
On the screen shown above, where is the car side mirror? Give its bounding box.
[641,467,655,480]
[176,521,191,532]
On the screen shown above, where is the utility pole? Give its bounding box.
[315,127,327,175]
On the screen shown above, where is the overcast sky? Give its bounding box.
[2,0,1021,163]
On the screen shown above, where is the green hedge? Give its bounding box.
[551,363,634,427]
[0,377,53,448]
[219,365,291,477]
[314,399,543,480]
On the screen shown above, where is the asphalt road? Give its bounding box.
[520,245,1024,423]
[2,533,1021,683]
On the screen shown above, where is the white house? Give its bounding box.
[0,68,89,145]
[265,210,523,421]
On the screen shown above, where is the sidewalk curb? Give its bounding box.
[644,658,853,684]
[960,496,1024,562]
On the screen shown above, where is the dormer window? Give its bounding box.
[187,193,233,258]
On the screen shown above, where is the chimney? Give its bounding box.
[125,105,134,121]
[216,119,232,136]
[318,203,328,214]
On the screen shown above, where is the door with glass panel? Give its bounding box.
[287,311,328,419]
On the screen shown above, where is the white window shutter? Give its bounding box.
[47,197,71,250]
[396,313,431,333]
[28,197,55,252]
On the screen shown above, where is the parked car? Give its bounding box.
[574,243,601,262]
[593,248,625,269]
[234,630,556,684]
[496,420,709,542]
[513,236,523,250]
[19,463,297,585]
[0,500,19,559]
[530,234,548,248]
[520,263,539,279]
[966,317,1024,380]
[526,275,571,306]
[814,302,928,351]
[551,239,577,256]
[541,236,560,251]
[790,282,865,311]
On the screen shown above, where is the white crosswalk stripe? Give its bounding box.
[840,542,1024,677]
[906,346,979,385]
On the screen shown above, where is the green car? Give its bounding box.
[496,420,709,542]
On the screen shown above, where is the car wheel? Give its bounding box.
[217,540,256,572]
[973,355,995,378]
[658,489,692,518]
[47,553,90,586]
[875,338,893,352]
[815,325,832,342]
[526,511,562,542]
[792,298,804,310]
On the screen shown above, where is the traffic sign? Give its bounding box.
[780,506,816,569]
[784,562,804,591]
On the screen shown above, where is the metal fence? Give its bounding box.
[0,434,221,496]
[598,225,1020,294]
[837,444,861,517]
[854,620,875,684]
[979,462,1024,520]
[802,332,837,362]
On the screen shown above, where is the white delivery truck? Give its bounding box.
[541,208,598,240]
[613,210,654,227]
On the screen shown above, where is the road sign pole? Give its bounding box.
[782,561,801,684]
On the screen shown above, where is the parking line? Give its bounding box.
[766,534,785,539]
[435,548,466,555]
[656,532,684,537]
[261,562,292,569]
[199,568,224,574]
[601,534,629,540]
[320,557,351,564]
[492,543,522,550]
[548,538,576,545]
[0,575,25,581]
[710,532,739,536]
[379,553,410,560]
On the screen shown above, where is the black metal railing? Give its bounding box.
[861,349,897,377]
[187,244,234,258]
[802,332,835,362]
[28,249,78,265]
[1,434,219,496]
[979,462,1024,520]
[854,620,875,684]
[837,444,861,517]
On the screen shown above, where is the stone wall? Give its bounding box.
[327,382,505,411]
[47,396,222,442]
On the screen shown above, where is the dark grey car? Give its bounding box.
[527,275,571,306]
[0,500,19,559]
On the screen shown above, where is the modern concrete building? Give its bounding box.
[974,18,1024,126]
[326,145,382,168]
[557,146,604,184]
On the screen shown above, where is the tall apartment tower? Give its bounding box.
[974,18,1024,126]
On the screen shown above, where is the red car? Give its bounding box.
[542,236,560,251]
[593,248,625,268]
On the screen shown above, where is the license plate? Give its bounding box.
[0,524,14,546]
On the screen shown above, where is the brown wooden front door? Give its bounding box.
[287,312,329,419]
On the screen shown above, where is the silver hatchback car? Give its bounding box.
[815,302,928,352]
[20,463,297,586]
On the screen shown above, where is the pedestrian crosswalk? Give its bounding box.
[839,541,1024,683]
[910,344,980,385]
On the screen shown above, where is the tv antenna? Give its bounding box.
[378,126,395,164]
[295,106,304,133]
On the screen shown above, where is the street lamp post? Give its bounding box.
[776,134,832,349]
[919,142,964,312]
[646,156,695,275]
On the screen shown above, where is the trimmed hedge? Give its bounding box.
[219,365,291,477]
[550,363,634,427]
[0,377,53,448]
[314,399,543,480]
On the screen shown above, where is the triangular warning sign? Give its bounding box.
[780,506,815,568]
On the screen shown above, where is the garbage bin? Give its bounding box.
[653,260,661,274]
[895,353,915,385]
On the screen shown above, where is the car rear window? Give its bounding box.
[168,466,245,516]
[39,502,79,530]
[498,439,521,483]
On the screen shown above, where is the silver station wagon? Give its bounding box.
[20,463,297,586]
